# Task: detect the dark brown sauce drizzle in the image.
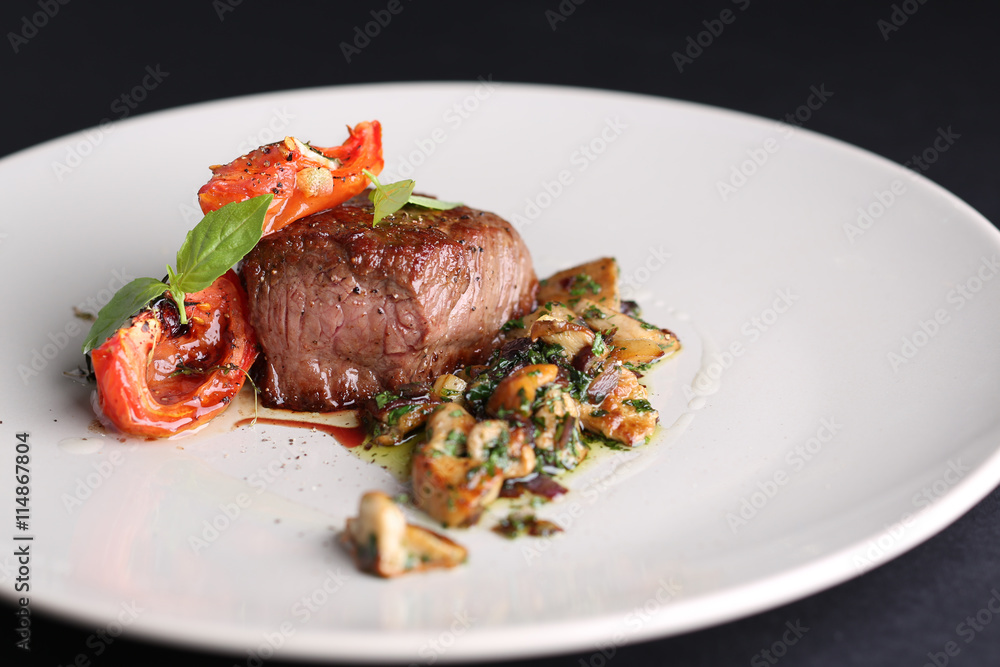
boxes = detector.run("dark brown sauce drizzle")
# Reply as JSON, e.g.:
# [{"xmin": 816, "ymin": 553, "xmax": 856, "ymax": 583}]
[{"xmin": 234, "ymin": 417, "xmax": 367, "ymax": 448}]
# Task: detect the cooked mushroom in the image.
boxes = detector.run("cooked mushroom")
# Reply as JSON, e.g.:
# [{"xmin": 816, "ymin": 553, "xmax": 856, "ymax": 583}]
[
  {"xmin": 529, "ymin": 316, "xmax": 596, "ymax": 358},
  {"xmin": 466, "ymin": 420, "xmax": 536, "ymax": 478},
  {"xmin": 432, "ymin": 373, "xmax": 467, "ymax": 403},
  {"xmin": 486, "ymin": 363, "xmax": 560, "ymax": 419},
  {"xmin": 580, "ymin": 368, "xmax": 658, "ymax": 446},
  {"xmin": 411, "ymin": 404, "xmax": 505, "ymax": 527},
  {"xmin": 532, "ymin": 384, "xmax": 588, "ymax": 470},
  {"xmin": 341, "ymin": 491, "xmax": 467, "ymax": 577},
  {"xmin": 367, "ymin": 397, "xmax": 439, "ymax": 447},
  {"xmin": 537, "ymin": 257, "xmax": 620, "ymax": 311},
  {"xmin": 501, "ymin": 302, "xmax": 579, "ymax": 339},
  {"xmin": 574, "ymin": 299, "xmax": 680, "ymax": 367}
]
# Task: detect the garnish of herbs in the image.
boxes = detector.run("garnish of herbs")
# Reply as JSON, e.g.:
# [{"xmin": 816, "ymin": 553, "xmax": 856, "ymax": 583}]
[
  {"xmin": 82, "ymin": 194, "xmax": 273, "ymax": 353},
  {"xmin": 362, "ymin": 169, "xmax": 462, "ymax": 227}
]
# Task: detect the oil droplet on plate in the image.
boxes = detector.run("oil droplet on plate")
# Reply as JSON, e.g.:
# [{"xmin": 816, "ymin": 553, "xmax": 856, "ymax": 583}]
[{"xmin": 58, "ymin": 437, "xmax": 105, "ymax": 455}]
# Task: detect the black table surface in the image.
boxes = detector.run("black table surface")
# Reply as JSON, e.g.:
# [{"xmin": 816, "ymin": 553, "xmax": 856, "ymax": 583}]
[{"xmin": 3, "ymin": 1, "xmax": 999, "ymax": 665}]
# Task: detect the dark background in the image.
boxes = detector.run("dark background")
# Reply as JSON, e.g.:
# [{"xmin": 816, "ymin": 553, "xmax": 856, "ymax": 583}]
[{"xmin": 3, "ymin": 1, "xmax": 999, "ymax": 665}]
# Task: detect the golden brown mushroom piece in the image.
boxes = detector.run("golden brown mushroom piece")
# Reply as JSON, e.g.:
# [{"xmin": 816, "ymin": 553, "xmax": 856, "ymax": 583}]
[
  {"xmin": 580, "ymin": 367, "xmax": 658, "ymax": 446},
  {"xmin": 537, "ymin": 257, "xmax": 621, "ymax": 311},
  {"xmin": 574, "ymin": 298, "xmax": 680, "ymax": 369},
  {"xmin": 341, "ymin": 491, "xmax": 467, "ymax": 577}
]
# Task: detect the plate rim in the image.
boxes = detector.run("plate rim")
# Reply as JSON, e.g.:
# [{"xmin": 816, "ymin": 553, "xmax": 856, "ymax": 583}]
[{"xmin": 6, "ymin": 80, "xmax": 1000, "ymax": 662}]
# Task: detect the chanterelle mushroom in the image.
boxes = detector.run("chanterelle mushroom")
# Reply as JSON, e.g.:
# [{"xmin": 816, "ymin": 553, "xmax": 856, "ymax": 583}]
[{"xmin": 341, "ymin": 491, "xmax": 467, "ymax": 577}]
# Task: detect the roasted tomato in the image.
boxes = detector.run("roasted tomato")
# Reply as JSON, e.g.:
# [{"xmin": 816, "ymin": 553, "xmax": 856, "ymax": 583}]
[
  {"xmin": 91, "ymin": 270, "xmax": 257, "ymax": 438},
  {"xmin": 197, "ymin": 120, "xmax": 383, "ymax": 236}
]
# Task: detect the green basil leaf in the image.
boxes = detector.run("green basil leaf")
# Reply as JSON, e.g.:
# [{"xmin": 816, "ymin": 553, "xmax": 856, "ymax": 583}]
[
  {"xmin": 406, "ymin": 194, "xmax": 462, "ymax": 210},
  {"xmin": 81, "ymin": 277, "xmax": 169, "ymax": 353},
  {"xmin": 363, "ymin": 170, "xmax": 462, "ymax": 225},
  {"xmin": 173, "ymin": 194, "xmax": 272, "ymax": 293},
  {"xmin": 364, "ymin": 169, "xmax": 415, "ymax": 227}
]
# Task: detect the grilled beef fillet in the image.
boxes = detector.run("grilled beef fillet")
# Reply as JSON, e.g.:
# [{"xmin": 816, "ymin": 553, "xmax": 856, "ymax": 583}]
[{"xmin": 241, "ymin": 194, "xmax": 537, "ymax": 411}]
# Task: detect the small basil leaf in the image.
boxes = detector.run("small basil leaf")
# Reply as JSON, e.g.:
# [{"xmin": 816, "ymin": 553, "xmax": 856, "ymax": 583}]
[
  {"xmin": 174, "ymin": 194, "xmax": 272, "ymax": 293},
  {"xmin": 367, "ymin": 174, "xmax": 415, "ymax": 227},
  {"xmin": 407, "ymin": 194, "xmax": 462, "ymax": 210},
  {"xmin": 81, "ymin": 277, "xmax": 169, "ymax": 353}
]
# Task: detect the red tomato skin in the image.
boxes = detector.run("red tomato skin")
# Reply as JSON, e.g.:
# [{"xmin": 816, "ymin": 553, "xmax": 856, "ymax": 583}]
[
  {"xmin": 197, "ymin": 121, "xmax": 383, "ymax": 236},
  {"xmin": 92, "ymin": 270, "xmax": 258, "ymax": 438}
]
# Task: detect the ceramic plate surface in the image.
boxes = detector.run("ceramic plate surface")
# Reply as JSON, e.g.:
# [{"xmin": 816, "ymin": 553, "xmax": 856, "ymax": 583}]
[{"xmin": 2, "ymin": 82, "xmax": 1000, "ymax": 662}]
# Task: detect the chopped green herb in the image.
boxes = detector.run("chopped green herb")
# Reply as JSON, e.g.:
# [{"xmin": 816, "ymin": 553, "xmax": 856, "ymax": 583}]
[
  {"xmin": 440, "ymin": 429, "xmax": 467, "ymax": 457},
  {"xmin": 385, "ymin": 404, "xmax": 418, "ymax": 425},
  {"xmin": 445, "ymin": 429, "xmax": 467, "ymax": 445},
  {"xmin": 569, "ymin": 274, "xmax": 601, "ymax": 296},
  {"xmin": 591, "ymin": 332, "xmax": 607, "ymax": 356},
  {"xmin": 623, "ymin": 398, "xmax": 654, "ymax": 413},
  {"xmin": 374, "ymin": 391, "xmax": 400, "ymax": 409},
  {"xmin": 501, "ymin": 317, "xmax": 524, "ymax": 333},
  {"xmin": 581, "ymin": 429, "xmax": 630, "ymax": 450},
  {"xmin": 623, "ymin": 361, "xmax": 654, "ymax": 373}
]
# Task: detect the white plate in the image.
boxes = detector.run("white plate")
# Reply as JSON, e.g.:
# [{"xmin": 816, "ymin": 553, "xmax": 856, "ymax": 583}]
[{"xmin": 2, "ymin": 82, "xmax": 1000, "ymax": 663}]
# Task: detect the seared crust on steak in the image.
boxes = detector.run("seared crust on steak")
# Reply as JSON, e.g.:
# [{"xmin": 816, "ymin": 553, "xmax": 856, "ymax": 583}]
[{"xmin": 242, "ymin": 194, "xmax": 537, "ymax": 410}]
